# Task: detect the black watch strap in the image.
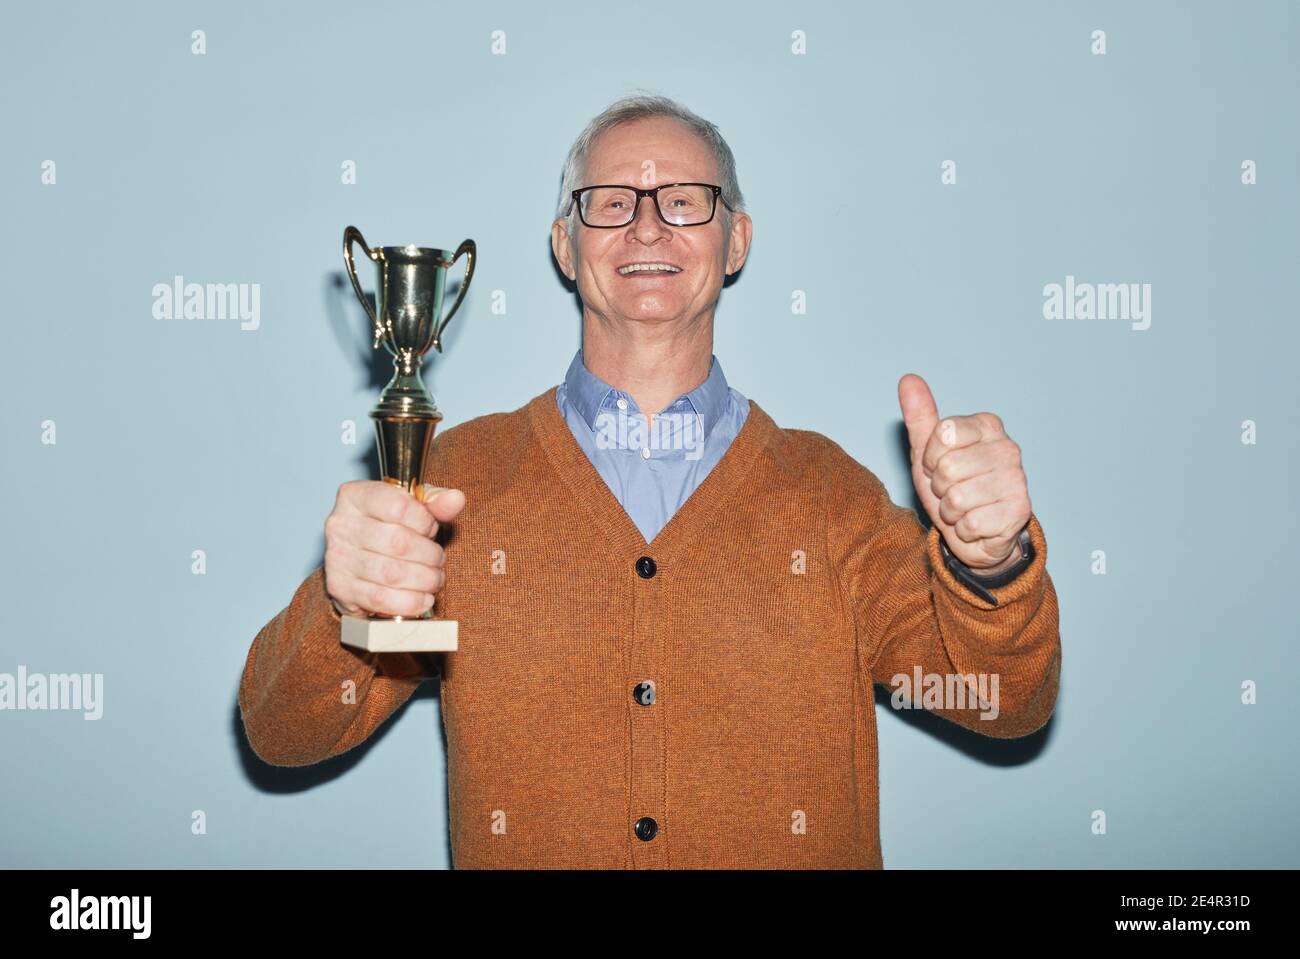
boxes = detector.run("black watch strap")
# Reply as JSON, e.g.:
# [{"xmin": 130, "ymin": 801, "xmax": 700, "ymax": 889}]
[{"xmin": 938, "ymin": 525, "xmax": 1034, "ymax": 607}]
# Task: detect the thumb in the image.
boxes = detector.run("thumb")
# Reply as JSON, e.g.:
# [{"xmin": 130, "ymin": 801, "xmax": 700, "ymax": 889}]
[
  {"xmin": 897, "ymin": 373, "xmax": 940, "ymax": 459},
  {"xmin": 419, "ymin": 484, "xmax": 467, "ymax": 523}
]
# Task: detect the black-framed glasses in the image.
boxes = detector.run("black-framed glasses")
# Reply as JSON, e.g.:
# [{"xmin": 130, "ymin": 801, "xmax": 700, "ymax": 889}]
[{"xmin": 570, "ymin": 182, "xmax": 730, "ymax": 228}]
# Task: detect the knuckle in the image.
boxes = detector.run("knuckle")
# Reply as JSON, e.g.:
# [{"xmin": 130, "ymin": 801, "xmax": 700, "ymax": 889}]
[
  {"xmin": 338, "ymin": 480, "xmax": 366, "ymax": 508},
  {"xmin": 979, "ymin": 411, "xmax": 1004, "ymax": 434},
  {"xmin": 323, "ymin": 542, "xmax": 347, "ymax": 571},
  {"xmin": 387, "ymin": 527, "xmax": 410, "ymax": 558},
  {"xmin": 410, "ymin": 503, "xmax": 434, "ymax": 535},
  {"xmin": 379, "ymin": 558, "xmax": 404, "ymax": 587}
]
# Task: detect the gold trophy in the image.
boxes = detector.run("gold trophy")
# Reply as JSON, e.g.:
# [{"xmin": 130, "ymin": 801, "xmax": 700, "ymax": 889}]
[{"xmin": 339, "ymin": 225, "xmax": 475, "ymax": 653}]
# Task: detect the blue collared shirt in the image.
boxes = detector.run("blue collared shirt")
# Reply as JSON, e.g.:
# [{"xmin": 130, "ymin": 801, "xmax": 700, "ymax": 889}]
[{"xmin": 555, "ymin": 348, "xmax": 750, "ymax": 543}]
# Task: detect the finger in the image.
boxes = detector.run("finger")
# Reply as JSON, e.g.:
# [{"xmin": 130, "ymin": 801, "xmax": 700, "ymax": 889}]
[
  {"xmin": 924, "ymin": 411, "xmax": 1007, "ymax": 473},
  {"xmin": 927, "ymin": 438, "xmax": 1021, "ymax": 498},
  {"xmin": 420, "ymin": 485, "xmax": 467, "ymax": 524},
  {"xmin": 330, "ymin": 513, "xmax": 445, "ymax": 567},
  {"xmin": 936, "ymin": 470, "xmax": 1014, "ymax": 527},
  {"xmin": 356, "ymin": 481, "xmax": 437, "ymax": 536},
  {"xmin": 332, "ymin": 596, "xmax": 365, "ymax": 617},
  {"xmin": 951, "ymin": 497, "xmax": 1024, "ymax": 546},
  {"xmin": 921, "ymin": 415, "xmax": 992, "ymax": 475},
  {"xmin": 348, "ymin": 548, "xmax": 445, "ymax": 595},
  {"xmin": 332, "ymin": 569, "xmax": 435, "ymax": 618},
  {"xmin": 897, "ymin": 373, "xmax": 940, "ymax": 460},
  {"xmin": 323, "ymin": 571, "xmax": 364, "ymax": 617}
]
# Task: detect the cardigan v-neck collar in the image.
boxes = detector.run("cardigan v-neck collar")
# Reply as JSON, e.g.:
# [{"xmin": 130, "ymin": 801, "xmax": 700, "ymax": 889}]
[{"xmin": 526, "ymin": 385, "xmax": 776, "ymax": 565}]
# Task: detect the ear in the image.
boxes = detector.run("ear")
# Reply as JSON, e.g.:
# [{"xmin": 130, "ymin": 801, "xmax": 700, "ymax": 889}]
[
  {"xmin": 724, "ymin": 212, "xmax": 753, "ymax": 276},
  {"xmin": 551, "ymin": 218, "xmax": 577, "ymax": 281}
]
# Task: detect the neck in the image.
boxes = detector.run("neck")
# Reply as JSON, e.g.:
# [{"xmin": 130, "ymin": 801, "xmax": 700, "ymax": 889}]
[{"xmin": 580, "ymin": 311, "xmax": 715, "ymax": 416}]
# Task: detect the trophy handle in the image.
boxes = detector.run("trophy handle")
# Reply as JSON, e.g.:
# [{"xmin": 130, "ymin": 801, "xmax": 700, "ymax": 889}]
[
  {"xmin": 343, "ymin": 226, "xmax": 383, "ymax": 348},
  {"xmin": 431, "ymin": 239, "xmax": 476, "ymax": 354}
]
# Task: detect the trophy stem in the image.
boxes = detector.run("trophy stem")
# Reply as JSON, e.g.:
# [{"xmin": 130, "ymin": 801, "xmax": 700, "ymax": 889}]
[
  {"xmin": 366, "ymin": 364, "xmax": 444, "ymax": 643},
  {"xmin": 375, "ymin": 353, "xmax": 441, "ymax": 418},
  {"xmin": 339, "ymin": 409, "xmax": 458, "ymax": 663},
  {"xmin": 371, "ymin": 410, "xmax": 443, "ymax": 498}
]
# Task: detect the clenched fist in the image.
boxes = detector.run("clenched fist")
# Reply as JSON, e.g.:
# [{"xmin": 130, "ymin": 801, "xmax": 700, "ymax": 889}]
[
  {"xmin": 898, "ymin": 373, "xmax": 1031, "ymax": 574},
  {"xmin": 323, "ymin": 480, "xmax": 467, "ymax": 618}
]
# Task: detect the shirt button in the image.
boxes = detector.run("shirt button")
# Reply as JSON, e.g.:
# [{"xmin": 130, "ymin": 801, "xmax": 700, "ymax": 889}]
[
  {"xmin": 635, "ymin": 556, "xmax": 657, "ymax": 578},
  {"xmin": 633, "ymin": 681, "xmax": 656, "ymax": 706},
  {"xmin": 634, "ymin": 817, "xmax": 658, "ymax": 841},
  {"xmin": 640, "ymin": 446, "xmax": 651, "ymax": 459},
  {"xmin": 616, "ymin": 397, "xmax": 628, "ymax": 411}
]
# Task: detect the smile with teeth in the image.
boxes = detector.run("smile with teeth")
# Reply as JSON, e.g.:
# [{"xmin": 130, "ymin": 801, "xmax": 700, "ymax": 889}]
[{"xmin": 617, "ymin": 263, "xmax": 682, "ymax": 275}]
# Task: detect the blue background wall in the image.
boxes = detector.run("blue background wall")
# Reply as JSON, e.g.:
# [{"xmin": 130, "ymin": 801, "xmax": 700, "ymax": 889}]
[{"xmin": 1, "ymin": 0, "xmax": 1296, "ymax": 867}]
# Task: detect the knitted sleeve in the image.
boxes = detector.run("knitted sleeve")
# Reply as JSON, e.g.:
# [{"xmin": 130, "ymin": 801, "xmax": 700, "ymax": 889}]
[
  {"xmin": 823, "ymin": 439, "xmax": 1062, "ymax": 739},
  {"xmin": 237, "ymin": 565, "xmax": 425, "ymax": 766}
]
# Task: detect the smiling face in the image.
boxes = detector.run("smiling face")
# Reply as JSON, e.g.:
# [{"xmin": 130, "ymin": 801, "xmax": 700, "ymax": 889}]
[{"xmin": 551, "ymin": 116, "xmax": 751, "ymax": 330}]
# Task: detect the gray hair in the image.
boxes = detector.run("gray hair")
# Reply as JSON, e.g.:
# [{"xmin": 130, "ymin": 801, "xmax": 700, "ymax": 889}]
[{"xmin": 555, "ymin": 93, "xmax": 746, "ymax": 238}]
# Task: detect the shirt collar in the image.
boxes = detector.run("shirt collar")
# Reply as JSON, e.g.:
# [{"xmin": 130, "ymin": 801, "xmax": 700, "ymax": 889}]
[{"xmin": 561, "ymin": 348, "xmax": 732, "ymax": 442}]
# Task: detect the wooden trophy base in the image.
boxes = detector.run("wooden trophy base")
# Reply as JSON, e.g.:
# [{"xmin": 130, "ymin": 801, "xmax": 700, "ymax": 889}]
[{"xmin": 340, "ymin": 614, "xmax": 459, "ymax": 653}]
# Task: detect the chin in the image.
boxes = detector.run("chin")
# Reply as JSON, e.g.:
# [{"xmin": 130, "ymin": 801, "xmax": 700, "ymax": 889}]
[{"xmin": 624, "ymin": 302, "xmax": 685, "ymax": 321}]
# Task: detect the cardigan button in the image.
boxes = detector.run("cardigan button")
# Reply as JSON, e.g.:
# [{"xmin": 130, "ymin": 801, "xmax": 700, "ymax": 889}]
[
  {"xmin": 633, "ymin": 681, "xmax": 656, "ymax": 706},
  {"xmin": 635, "ymin": 555, "xmax": 657, "ymax": 578},
  {"xmin": 634, "ymin": 816, "xmax": 658, "ymax": 841}
]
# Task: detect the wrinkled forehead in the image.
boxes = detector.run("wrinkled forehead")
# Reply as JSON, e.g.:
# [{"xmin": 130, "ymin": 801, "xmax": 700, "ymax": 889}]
[{"xmin": 583, "ymin": 117, "xmax": 719, "ymax": 187}]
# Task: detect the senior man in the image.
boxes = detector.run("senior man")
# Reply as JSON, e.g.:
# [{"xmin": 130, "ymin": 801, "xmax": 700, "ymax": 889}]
[{"xmin": 239, "ymin": 94, "xmax": 1061, "ymax": 869}]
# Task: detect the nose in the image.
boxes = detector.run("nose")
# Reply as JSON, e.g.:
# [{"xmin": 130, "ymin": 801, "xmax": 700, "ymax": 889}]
[{"xmin": 628, "ymin": 192, "xmax": 671, "ymax": 240}]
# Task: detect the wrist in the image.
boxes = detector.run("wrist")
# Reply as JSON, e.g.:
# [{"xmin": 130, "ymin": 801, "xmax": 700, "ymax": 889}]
[
  {"xmin": 970, "ymin": 539, "xmax": 1023, "ymax": 576},
  {"xmin": 937, "ymin": 523, "xmax": 1035, "ymax": 606}
]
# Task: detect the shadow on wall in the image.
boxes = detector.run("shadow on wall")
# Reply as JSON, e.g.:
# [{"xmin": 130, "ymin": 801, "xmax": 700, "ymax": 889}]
[
  {"xmin": 872, "ymin": 684, "xmax": 1058, "ymax": 765},
  {"xmin": 230, "ymin": 681, "xmax": 455, "ymax": 865}
]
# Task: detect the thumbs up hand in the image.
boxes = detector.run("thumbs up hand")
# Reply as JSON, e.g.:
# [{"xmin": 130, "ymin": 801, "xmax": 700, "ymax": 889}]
[{"xmin": 897, "ymin": 374, "xmax": 1032, "ymax": 573}]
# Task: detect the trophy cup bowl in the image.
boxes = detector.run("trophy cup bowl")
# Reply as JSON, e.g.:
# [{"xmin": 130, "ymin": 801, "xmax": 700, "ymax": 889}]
[{"xmin": 338, "ymin": 225, "xmax": 476, "ymax": 654}]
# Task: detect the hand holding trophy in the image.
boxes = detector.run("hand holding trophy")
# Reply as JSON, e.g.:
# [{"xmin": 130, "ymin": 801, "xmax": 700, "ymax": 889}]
[{"xmin": 336, "ymin": 225, "xmax": 476, "ymax": 653}]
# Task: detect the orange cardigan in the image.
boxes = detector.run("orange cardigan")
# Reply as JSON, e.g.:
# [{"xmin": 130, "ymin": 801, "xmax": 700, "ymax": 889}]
[{"xmin": 239, "ymin": 387, "xmax": 1061, "ymax": 868}]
